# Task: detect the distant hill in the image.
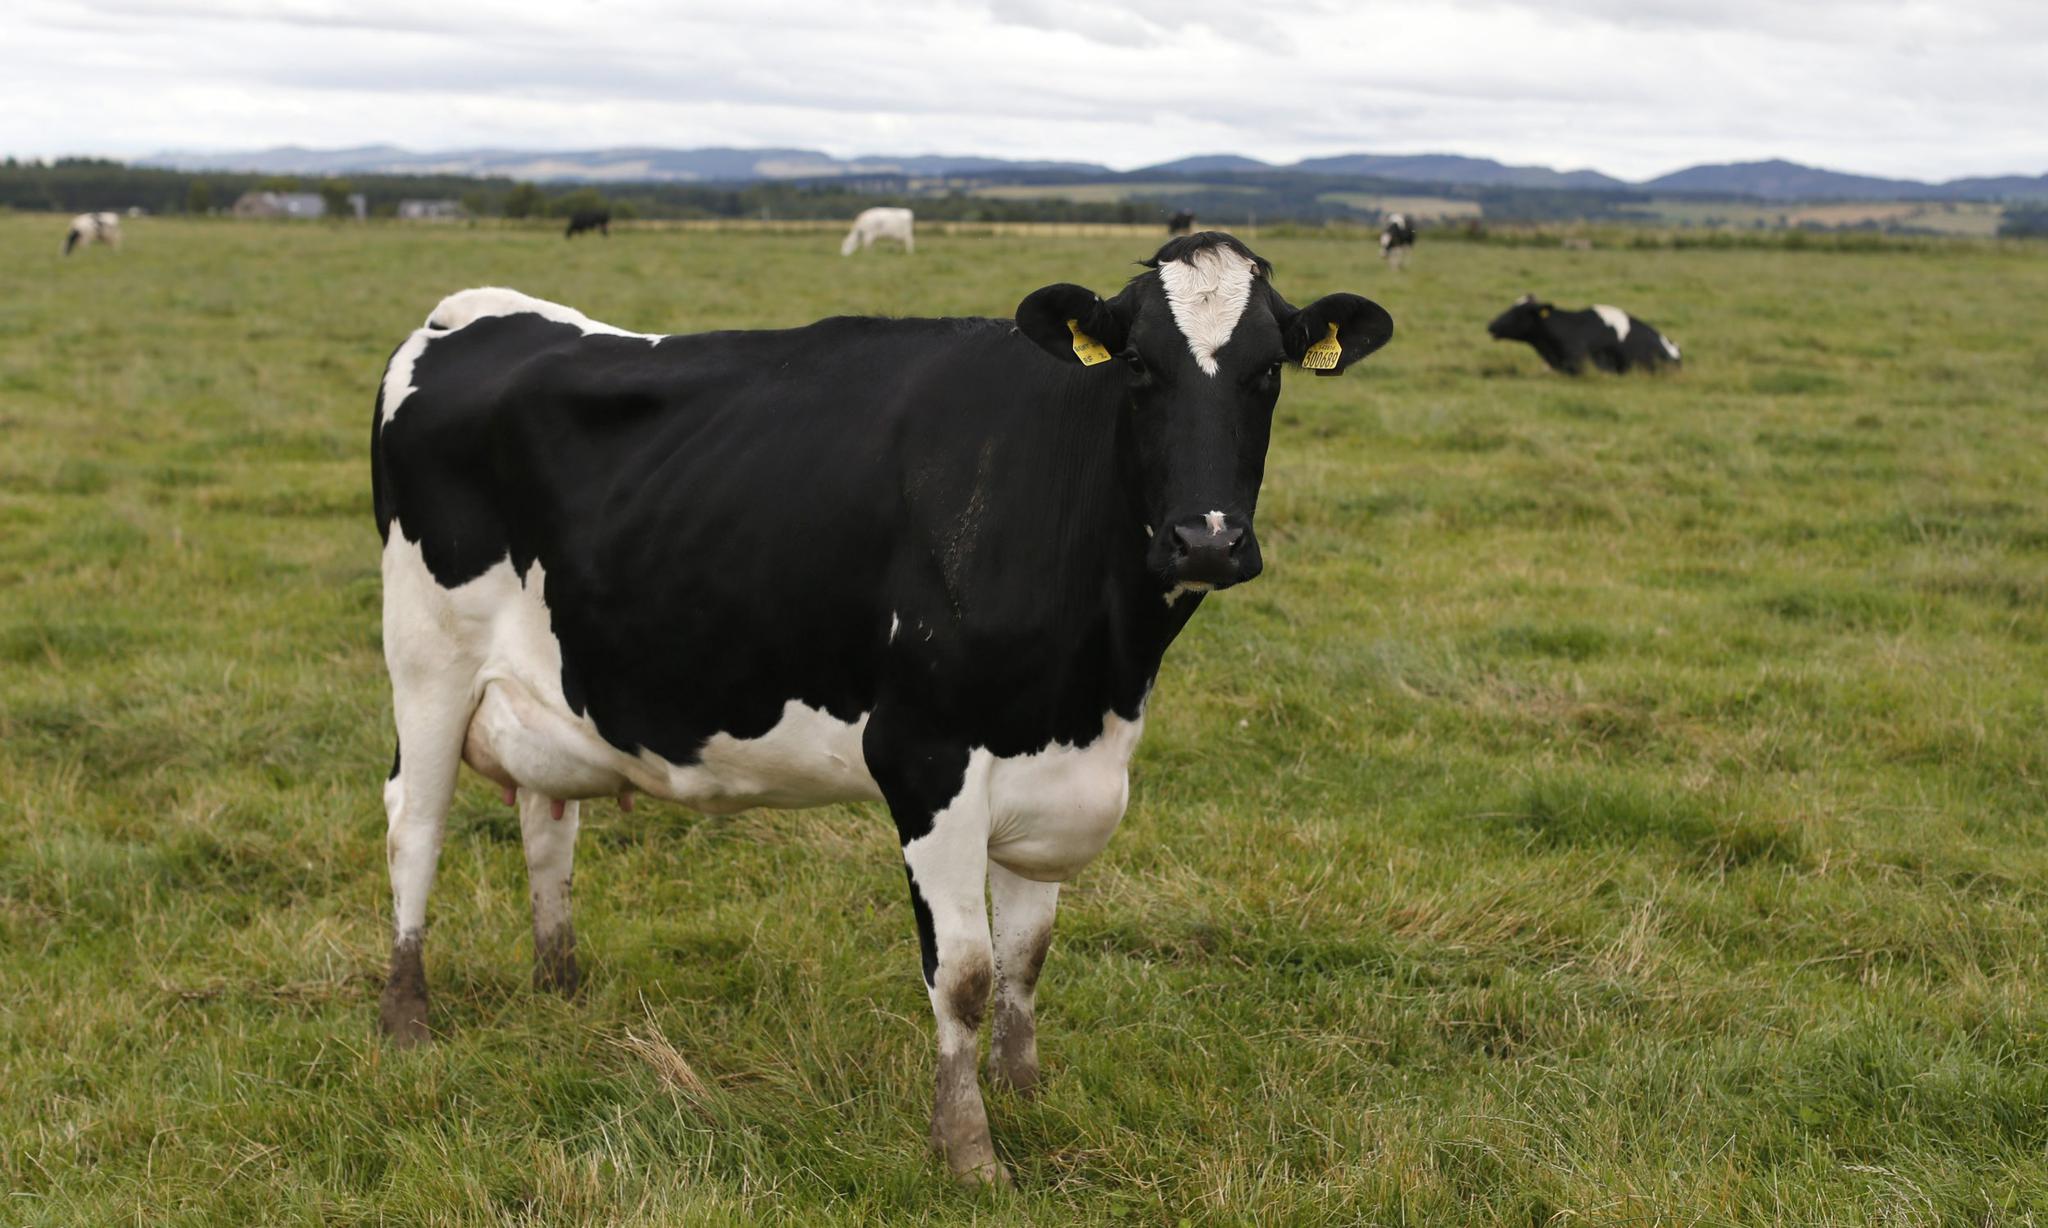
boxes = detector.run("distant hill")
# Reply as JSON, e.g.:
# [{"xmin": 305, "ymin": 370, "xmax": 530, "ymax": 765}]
[
  {"xmin": 1134, "ymin": 154, "xmax": 1276, "ymax": 175},
  {"xmin": 1290, "ymin": 153, "xmax": 1626, "ymax": 190},
  {"xmin": 136, "ymin": 145, "xmax": 2048, "ymax": 202},
  {"xmin": 1639, "ymin": 158, "xmax": 2048, "ymax": 202}
]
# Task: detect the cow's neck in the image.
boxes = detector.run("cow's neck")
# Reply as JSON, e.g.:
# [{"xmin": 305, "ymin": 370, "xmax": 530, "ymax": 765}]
[{"xmin": 1028, "ymin": 379, "xmax": 1203, "ymax": 715}]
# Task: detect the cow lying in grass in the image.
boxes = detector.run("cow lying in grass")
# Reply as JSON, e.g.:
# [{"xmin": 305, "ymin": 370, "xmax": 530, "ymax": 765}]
[{"xmin": 1487, "ymin": 293, "xmax": 1681, "ymax": 374}]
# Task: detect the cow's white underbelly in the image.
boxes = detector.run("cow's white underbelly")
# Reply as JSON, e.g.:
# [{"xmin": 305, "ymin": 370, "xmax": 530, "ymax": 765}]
[{"xmin": 387, "ymin": 533, "xmax": 1142, "ymax": 874}]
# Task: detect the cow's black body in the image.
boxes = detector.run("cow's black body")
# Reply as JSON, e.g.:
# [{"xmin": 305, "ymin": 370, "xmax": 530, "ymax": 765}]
[
  {"xmin": 375, "ymin": 313, "xmax": 1183, "ymax": 781},
  {"xmin": 564, "ymin": 209, "xmax": 610, "ymax": 238},
  {"xmin": 1166, "ymin": 209, "xmax": 1197, "ymax": 235},
  {"xmin": 1487, "ymin": 295, "xmax": 1681, "ymax": 375}
]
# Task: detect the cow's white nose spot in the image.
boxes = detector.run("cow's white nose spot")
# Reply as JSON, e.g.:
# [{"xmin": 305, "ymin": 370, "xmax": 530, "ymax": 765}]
[{"xmin": 1204, "ymin": 510, "xmax": 1227, "ymax": 536}]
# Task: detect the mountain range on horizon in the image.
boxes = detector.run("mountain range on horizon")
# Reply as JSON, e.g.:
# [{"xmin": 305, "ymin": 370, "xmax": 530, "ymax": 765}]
[{"xmin": 135, "ymin": 145, "xmax": 2048, "ymax": 203}]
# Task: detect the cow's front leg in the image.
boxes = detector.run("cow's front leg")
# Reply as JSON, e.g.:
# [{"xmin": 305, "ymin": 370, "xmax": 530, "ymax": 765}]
[
  {"xmin": 987, "ymin": 862, "xmax": 1059, "ymax": 1096},
  {"xmin": 871, "ymin": 733, "xmax": 1006, "ymax": 1186},
  {"xmin": 519, "ymin": 791, "xmax": 581, "ymax": 995}
]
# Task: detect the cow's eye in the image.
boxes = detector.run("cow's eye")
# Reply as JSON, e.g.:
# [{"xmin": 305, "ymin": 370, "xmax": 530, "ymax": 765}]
[{"xmin": 1121, "ymin": 349, "xmax": 1147, "ymax": 373}]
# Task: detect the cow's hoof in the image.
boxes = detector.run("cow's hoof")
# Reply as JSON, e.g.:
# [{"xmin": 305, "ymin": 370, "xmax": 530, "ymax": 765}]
[
  {"xmin": 379, "ymin": 990, "xmax": 430, "ymax": 1048},
  {"xmin": 533, "ymin": 956, "xmax": 581, "ymax": 997},
  {"xmin": 987, "ymin": 1054, "xmax": 1039, "ymax": 1098},
  {"xmin": 381, "ymin": 934, "xmax": 430, "ymax": 1046},
  {"xmin": 533, "ymin": 928, "xmax": 580, "ymax": 997},
  {"xmin": 931, "ymin": 1124, "xmax": 1008, "ymax": 1187},
  {"xmin": 952, "ymin": 1157, "xmax": 1012, "ymax": 1188},
  {"xmin": 942, "ymin": 1154, "xmax": 1007, "ymax": 1187}
]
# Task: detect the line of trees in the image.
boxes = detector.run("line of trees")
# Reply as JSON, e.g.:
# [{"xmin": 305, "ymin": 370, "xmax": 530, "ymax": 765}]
[{"xmin": 0, "ymin": 158, "xmax": 1172, "ymax": 224}]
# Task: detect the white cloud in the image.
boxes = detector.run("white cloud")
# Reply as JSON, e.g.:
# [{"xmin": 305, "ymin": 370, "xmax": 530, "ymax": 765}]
[{"xmin": 2, "ymin": 0, "xmax": 2042, "ymax": 181}]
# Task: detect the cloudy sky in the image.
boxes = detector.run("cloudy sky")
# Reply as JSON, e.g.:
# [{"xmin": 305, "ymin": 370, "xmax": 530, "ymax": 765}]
[{"xmin": 6, "ymin": 0, "xmax": 2043, "ymax": 181}]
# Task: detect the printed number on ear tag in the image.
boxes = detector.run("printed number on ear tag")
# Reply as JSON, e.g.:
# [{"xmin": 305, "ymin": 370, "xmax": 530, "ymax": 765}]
[
  {"xmin": 1301, "ymin": 321, "xmax": 1343, "ymax": 371},
  {"xmin": 1067, "ymin": 319, "xmax": 1112, "ymax": 366}
]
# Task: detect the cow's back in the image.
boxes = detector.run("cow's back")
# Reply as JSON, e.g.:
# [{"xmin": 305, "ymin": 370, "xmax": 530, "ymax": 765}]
[{"xmin": 373, "ymin": 292, "xmax": 1124, "ymax": 764}]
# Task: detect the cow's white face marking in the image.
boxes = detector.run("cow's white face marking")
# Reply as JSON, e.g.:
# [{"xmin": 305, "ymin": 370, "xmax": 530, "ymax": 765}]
[
  {"xmin": 1661, "ymin": 335, "xmax": 1682, "ymax": 360},
  {"xmin": 1593, "ymin": 304, "xmax": 1632, "ymax": 341},
  {"xmin": 1203, "ymin": 509, "xmax": 1227, "ymax": 536},
  {"xmin": 1158, "ymin": 245, "xmax": 1257, "ymax": 377},
  {"xmin": 380, "ymin": 287, "xmax": 663, "ymax": 427}
]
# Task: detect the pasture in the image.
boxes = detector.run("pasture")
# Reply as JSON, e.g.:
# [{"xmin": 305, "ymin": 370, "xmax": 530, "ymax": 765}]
[{"xmin": 4, "ymin": 214, "xmax": 2048, "ymax": 1225}]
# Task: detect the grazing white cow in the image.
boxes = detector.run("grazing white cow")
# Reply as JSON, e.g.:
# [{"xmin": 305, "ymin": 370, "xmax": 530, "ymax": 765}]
[
  {"xmin": 63, "ymin": 212, "xmax": 122, "ymax": 256},
  {"xmin": 841, "ymin": 206, "xmax": 915, "ymax": 255}
]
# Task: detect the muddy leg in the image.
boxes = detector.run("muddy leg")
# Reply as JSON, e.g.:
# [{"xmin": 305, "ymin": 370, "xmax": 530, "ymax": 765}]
[
  {"xmin": 519, "ymin": 791, "xmax": 581, "ymax": 995},
  {"xmin": 871, "ymin": 726, "xmax": 1008, "ymax": 1186},
  {"xmin": 987, "ymin": 862, "xmax": 1059, "ymax": 1096},
  {"xmin": 379, "ymin": 699, "xmax": 464, "ymax": 1045}
]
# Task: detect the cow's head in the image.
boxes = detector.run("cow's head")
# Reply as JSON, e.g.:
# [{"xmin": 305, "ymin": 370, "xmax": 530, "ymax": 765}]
[
  {"xmin": 1016, "ymin": 232, "xmax": 1393, "ymax": 594},
  {"xmin": 1487, "ymin": 293, "xmax": 1550, "ymax": 343}
]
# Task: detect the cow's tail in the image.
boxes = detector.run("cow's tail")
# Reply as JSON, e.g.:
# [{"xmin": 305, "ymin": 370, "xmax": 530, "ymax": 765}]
[{"xmin": 62, "ymin": 228, "xmax": 79, "ymax": 256}]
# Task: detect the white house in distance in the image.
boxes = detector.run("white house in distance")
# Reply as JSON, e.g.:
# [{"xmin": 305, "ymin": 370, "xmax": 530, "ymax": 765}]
[
  {"xmin": 230, "ymin": 191, "xmax": 369, "ymax": 220},
  {"xmin": 397, "ymin": 199, "xmax": 465, "ymax": 221}
]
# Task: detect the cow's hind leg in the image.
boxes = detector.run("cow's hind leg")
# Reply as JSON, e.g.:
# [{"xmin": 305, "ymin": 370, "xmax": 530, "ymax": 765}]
[
  {"xmin": 987, "ymin": 863, "xmax": 1058, "ymax": 1095},
  {"xmin": 379, "ymin": 675, "xmax": 471, "ymax": 1047},
  {"xmin": 871, "ymin": 729, "xmax": 1007, "ymax": 1185},
  {"xmin": 519, "ymin": 790, "xmax": 582, "ymax": 994}
]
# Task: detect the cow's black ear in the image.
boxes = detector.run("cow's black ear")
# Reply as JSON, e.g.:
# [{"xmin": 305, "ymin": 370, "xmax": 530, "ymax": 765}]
[
  {"xmin": 1017, "ymin": 284, "xmax": 1127, "ymax": 367},
  {"xmin": 1282, "ymin": 293, "xmax": 1395, "ymax": 377}
]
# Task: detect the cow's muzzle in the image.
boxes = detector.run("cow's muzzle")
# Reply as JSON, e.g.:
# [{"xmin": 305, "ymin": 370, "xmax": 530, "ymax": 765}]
[{"xmin": 1160, "ymin": 514, "xmax": 1261, "ymax": 591}]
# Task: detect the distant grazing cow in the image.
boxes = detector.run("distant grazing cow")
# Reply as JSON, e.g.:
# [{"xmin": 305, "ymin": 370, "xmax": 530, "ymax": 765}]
[
  {"xmin": 1379, "ymin": 213, "xmax": 1415, "ymax": 270},
  {"xmin": 564, "ymin": 209, "xmax": 610, "ymax": 239},
  {"xmin": 369, "ymin": 232, "xmax": 1393, "ymax": 1183},
  {"xmin": 1167, "ymin": 209, "xmax": 1197, "ymax": 235},
  {"xmin": 63, "ymin": 212, "xmax": 121, "ymax": 256},
  {"xmin": 840, "ymin": 206, "xmax": 914, "ymax": 255},
  {"xmin": 1487, "ymin": 294, "xmax": 1681, "ymax": 375}
]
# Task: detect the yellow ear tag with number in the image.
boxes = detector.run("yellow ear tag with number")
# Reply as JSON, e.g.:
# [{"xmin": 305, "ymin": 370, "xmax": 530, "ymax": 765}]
[
  {"xmin": 1539, "ymin": 307, "xmax": 1551, "ymax": 318},
  {"xmin": 1301, "ymin": 321, "xmax": 1343, "ymax": 371},
  {"xmin": 1066, "ymin": 319, "xmax": 1112, "ymax": 366}
]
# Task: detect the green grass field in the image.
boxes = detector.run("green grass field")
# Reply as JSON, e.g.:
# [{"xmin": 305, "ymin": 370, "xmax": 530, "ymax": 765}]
[{"xmin": 5, "ymin": 215, "xmax": 2048, "ymax": 1225}]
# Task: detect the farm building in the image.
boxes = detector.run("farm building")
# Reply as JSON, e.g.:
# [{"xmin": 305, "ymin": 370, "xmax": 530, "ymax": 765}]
[
  {"xmin": 397, "ymin": 199, "xmax": 465, "ymax": 221},
  {"xmin": 231, "ymin": 191, "xmax": 327, "ymax": 219}
]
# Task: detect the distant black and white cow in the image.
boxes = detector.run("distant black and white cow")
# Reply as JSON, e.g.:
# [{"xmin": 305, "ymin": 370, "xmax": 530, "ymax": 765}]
[
  {"xmin": 1379, "ymin": 213, "xmax": 1415, "ymax": 270},
  {"xmin": 1167, "ymin": 209, "xmax": 1197, "ymax": 235},
  {"xmin": 840, "ymin": 206, "xmax": 914, "ymax": 255},
  {"xmin": 63, "ymin": 212, "xmax": 121, "ymax": 256},
  {"xmin": 370, "ymin": 232, "xmax": 1393, "ymax": 1183},
  {"xmin": 1486, "ymin": 294, "xmax": 1681, "ymax": 374},
  {"xmin": 564, "ymin": 209, "xmax": 610, "ymax": 238}
]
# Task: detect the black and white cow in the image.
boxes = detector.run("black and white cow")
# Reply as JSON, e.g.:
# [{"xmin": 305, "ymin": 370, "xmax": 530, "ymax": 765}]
[
  {"xmin": 63, "ymin": 212, "xmax": 122, "ymax": 255},
  {"xmin": 370, "ymin": 232, "xmax": 1392, "ymax": 1183},
  {"xmin": 564, "ymin": 209, "xmax": 610, "ymax": 238},
  {"xmin": 1167, "ymin": 209, "xmax": 1197, "ymax": 235},
  {"xmin": 1486, "ymin": 294, "xmax": 1681, "ymax": 375},
  {"xmin": 1379, "ymin": 213, "xmax": 1415, "ymax": 270}
]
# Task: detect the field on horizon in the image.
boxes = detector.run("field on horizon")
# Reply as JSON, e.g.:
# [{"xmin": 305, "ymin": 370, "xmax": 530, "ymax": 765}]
[{"xmin": 5, "ymin": 215, "xmax": 2048, "ymax": 1225}]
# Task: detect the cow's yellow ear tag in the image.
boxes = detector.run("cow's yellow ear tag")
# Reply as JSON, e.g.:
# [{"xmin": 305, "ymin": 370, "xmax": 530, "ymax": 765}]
[
  {"xmin": 1301, "ymin": 321, "xmax": 1343, "ymax": 371},
  {"xmin": 1067, "ymin": 319, "xmax": 1112, "ymax": 366},
  {"xmin": 1539, "ymin": 307, "xmax": 1551, "ymax": 318}
]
